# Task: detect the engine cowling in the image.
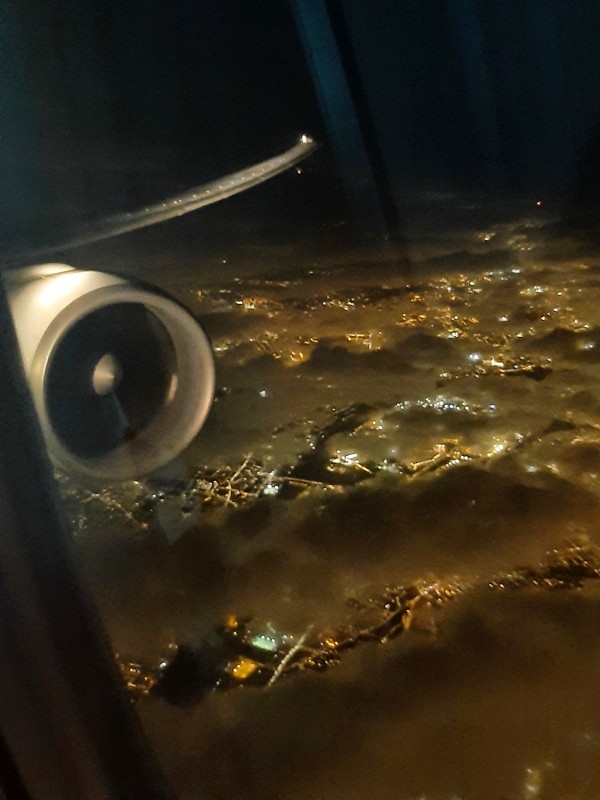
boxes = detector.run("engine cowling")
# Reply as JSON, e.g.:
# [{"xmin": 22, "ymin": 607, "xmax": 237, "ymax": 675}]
[{"xmin": 6, "ymin": 264, "xmax": 215, "ymax": 481}]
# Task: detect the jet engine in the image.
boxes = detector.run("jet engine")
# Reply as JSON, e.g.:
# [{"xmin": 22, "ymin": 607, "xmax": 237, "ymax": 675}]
[
  {"xmin": 5, "ymin": 264, "xmax": 215, "ymax": 481},
  {"xmin": 1, "ymin": 137, "xmax": 318, "ymax": 481}
]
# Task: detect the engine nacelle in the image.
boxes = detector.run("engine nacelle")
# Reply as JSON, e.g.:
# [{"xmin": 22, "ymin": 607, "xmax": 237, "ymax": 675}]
[{"xmin": 5, "ymin": 264, "xmax": 215, "ymax": 481}]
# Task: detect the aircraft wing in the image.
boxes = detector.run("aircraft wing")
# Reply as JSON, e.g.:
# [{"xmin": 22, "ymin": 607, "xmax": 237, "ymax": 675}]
[{"xmin": 14, "ymin": 135, "xmax": 318, "ymax": 261}]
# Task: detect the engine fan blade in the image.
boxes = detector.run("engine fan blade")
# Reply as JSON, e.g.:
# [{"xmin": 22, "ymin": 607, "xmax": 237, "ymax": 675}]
[{"xmin": 45, "ymin": 303, "xmax": 178, "ymax": 460}]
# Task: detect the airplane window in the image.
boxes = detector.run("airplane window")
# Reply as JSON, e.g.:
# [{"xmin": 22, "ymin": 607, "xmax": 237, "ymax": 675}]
[{"xmin": 3, "ymin": 1, "xmax": 600, "ymax": 798}]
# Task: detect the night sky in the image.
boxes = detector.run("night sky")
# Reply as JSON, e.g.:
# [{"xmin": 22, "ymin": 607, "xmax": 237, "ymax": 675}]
[{"xmin": 2, "ymin": 1, "xmax": 600, "ymax": 251}]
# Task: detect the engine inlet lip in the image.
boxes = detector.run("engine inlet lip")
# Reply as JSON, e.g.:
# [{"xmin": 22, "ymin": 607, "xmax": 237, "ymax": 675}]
[{"xmin": 30, "ymin": 282, "xmax": 215, "ymax": 481}]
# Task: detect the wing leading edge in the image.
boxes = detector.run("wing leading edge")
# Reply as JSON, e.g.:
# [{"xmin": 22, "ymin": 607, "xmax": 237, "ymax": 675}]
[{"xmin": 13, "ymin": 135, "xmax": 318, "ymax": 261}]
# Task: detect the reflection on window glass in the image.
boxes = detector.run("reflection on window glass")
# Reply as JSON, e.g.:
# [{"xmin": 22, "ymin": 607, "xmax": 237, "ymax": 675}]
[{"xmin": 4, "ymin": 1, "xmax": 600, "ymax": 798}]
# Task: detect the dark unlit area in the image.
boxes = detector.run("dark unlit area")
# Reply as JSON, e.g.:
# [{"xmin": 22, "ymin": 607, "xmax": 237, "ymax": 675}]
[{"xmin": 139, "ymin": 587, "xmax": 600, "ymax": 800}]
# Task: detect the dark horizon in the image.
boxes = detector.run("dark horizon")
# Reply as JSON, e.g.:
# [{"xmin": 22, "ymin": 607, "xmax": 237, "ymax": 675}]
[{"xmin": 2, "ymin": 0, "xmax": 600, "ymax": 258}]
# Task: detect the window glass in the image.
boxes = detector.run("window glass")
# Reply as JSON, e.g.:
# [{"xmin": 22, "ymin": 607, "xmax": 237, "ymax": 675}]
[{"xmin": 4, "ymin": 2, "xmax": 600, "ymax": 798}]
